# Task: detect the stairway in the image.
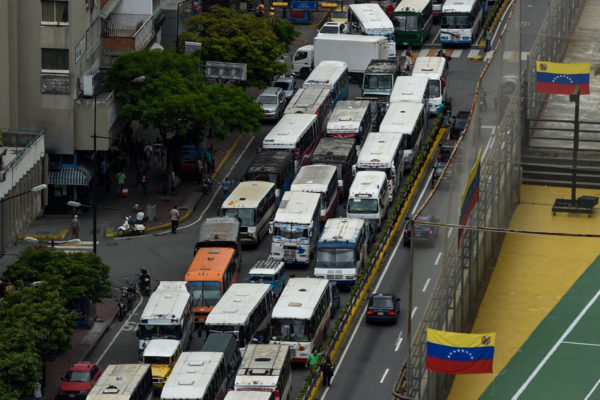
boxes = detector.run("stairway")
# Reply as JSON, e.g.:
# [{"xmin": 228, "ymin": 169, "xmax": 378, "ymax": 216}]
[{"xmin": 521, "ymin": 148, "xmax": 600, "ymax": 189}]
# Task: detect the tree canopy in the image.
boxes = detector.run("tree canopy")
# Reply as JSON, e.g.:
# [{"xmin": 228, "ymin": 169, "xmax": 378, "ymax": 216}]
[{"xmin": 180, "ymin": 6, "xmax": 299, "ymax": 88}]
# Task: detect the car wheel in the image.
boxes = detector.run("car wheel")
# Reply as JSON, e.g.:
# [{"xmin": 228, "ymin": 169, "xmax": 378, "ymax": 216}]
[{"xmin": 118, "ymin": 229, "xmax": 124, "ymax": 237}]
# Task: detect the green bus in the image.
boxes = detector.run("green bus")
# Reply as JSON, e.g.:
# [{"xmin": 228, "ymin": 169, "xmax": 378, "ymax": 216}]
[{"xmin": 393, "ymin": 0, "xmax": 433, "ymax": 47}]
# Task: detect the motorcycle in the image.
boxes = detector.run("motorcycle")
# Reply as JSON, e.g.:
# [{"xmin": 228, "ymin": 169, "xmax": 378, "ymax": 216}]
[
  {"xmin": 117, "ymin": 216, "xmax": 145, "ymax": 236},
  {"xmin": 117, "ymin": 279, "xmax": 138, "ymax": 321},
  {"xmin": 138, "ymin": 270, "xmax": 152, "ymax": 297},
  {"xmin": 202, "ymin": 176, "xmax": 213, "ymax": 194}
]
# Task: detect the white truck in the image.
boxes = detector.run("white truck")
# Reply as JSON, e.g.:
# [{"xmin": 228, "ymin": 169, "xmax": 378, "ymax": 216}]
[{"xmin": 292, "ymin": 34, "xmax": 388, "ymax": 80}]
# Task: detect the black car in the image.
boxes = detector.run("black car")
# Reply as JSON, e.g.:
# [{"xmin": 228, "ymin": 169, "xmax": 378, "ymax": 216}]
[
  {"xmin": 366, "ymin": 293, "xmax": 400, "ymax": 324},
  {"xmin": 449, "ymin": 111, "xmax": 469, "ymax": 139},
  {"xmin": 403, "ymin": 214, "xmax": 439, "ymax": 247},
  {"xmin": 431, "ymin": 160, "xmax": 452, "ymax": 189},
  {"xmin": 437, "ymin": 139, "xmax": 457, "ymax": 163}
]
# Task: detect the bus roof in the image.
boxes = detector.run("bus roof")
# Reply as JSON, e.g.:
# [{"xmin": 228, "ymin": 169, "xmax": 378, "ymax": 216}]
[
  {"xmin": 349, "ymin": 170, "xmax": 387, "ymax": 198},
  {"xmin": 221, "ymin": 181, "xmax": 275, "ymax": 209},
  {"xmin": 311, "ymin": 137, "xmax": 356, "ymax": 163},
  {"xmin": 348, "ymin": 3, "xmax": 394, "ymax": 34},
  {"xmin": 284, "ymin": 88, "xmax": 331, "ymax": 116},
  {"xmin": 272, "ymin": 278, "xmax": 329, "ymax": 320},
  {"xmin": 319, "ymin": 218, "xmax": 365, "ymax": 243},
  {"xmin": 390, "ymin": 75, "xmax": 429, "ymax": 103},
  {"xmin": 225, "ymin": 392, "xmax": 273, "ymax": 400},
  {"xmin": 357, "ymin": 132, "xmax": 402, "ymax": 166},
  {"xmin": 140, "ymin": 282, "xmax": 190, "ymax": 325},
  {"xmin": 161, "ymin": 352, "xmax": 225, "ymax": 400},
  {"xmin": 273, "ymin": 191, "xmax": 321, "ymax": 225},
  {"xmin": 379, "ymin": 102, "xmax": 425, "ymax": 135},
  {"xmin": 197, "ymin": 217, "xmax": 240, "ymax": 246},
  {"xmin": 185, "ymin": 248, "xmax": 236, "ymax": 282},
  {"xmin": 290, "ymin": 165, "xmax": 337, "ymax": 194},
  {"xmin": 205, "ymin": 283, "xmax": 271, "ymax": 326},
  {"xmin": 249, "ymin": 257, "xmax": 285, "ymax": 276},
  {"xmin": 143, "ymin": 338, "xmax": 180, "ymax": 358},
  {"xmin": 87, "ymin": 364, "xmax": 151, "ymax": 400},
  {"xmin": 327, "ymin": 100, "xmax": 371, "ymax": 133},
  {"xmin": 412, "ymin": 56, "xmax": 446, "ymax": 79},
  {"xmin": 202, "ymin": 333, "xmax": 238, "ymax": 355},
  {"xmin": 442, "ymin": 0, "xmax": 478, "ymax": 13},
  {"xmin": 236, "ymin": 344, "xmax": 290, "ymax": 388},
  {"xmin": 394, "ymin": 0, "xmax": 431, "ymax": 14},
  {"xmin": 263, "ymin": 114, "xmax": 318, "ymax": 149},
  {"xmin": 304, "ymin": 60, "xmax": 348, "ymax": 89},
  {"xmin": 245, "ymin": 150, "xmax": 294, "ymax": 175}
]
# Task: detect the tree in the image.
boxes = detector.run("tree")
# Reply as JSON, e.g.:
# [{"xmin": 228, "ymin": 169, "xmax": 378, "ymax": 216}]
[
  {"xmin": 0, "ymin": 325, "xmax": 41, "ymax": 399},
  {"xmin": 180, "ymin": 6, "xmax": 299, "ymax": 88},
  {"xmin": 107, "ymin": 49, "xmax": 262, "ymax": 194}
]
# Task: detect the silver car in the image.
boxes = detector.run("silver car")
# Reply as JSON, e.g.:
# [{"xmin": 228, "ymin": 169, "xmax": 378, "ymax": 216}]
[
  {"xmin": 273, "ymin": 75, "xmax": 296, "ymax": 103},
  {"xmin": 256, "ymin": 87, "xmax": 286, "ymax": 121}
]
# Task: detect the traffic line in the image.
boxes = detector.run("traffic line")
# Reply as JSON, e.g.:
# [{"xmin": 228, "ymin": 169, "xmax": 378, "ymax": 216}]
[
  {"xmin": 411, "ymin": 307, "xmax": 418, "ymax": 319},
  {"xmin": 435, "ymin": 252, "xmax": 442, "ymax": 266},
  {"xmin": 380, "ymin": 368, "xmax": 389, "ymax": 383},
  {"xmin": 452, "ymin": 49, "xmax": 463, "ymax": 58},
  {"xmin": 467, "ymin": 49, "xmax": 481, "ymax": 59},
  {"xmin": 422, "ymin": 278, "xmax": 431, "ymax": 292},
  {"xmin": 395, "ymin": 331, "xmax": 403, "ymax": 352},
  {"xmin": 584, "ymin": 377, "xmax": 600, "ymax": 400}
]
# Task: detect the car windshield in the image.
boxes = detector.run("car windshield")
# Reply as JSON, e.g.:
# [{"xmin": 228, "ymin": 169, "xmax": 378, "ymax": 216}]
[
  {"xmin": 65, "ymin": 370, "xmax": 91, "ymax": 382},
  {"xmin": 271, "ymin": 318, "xmax": 310, "ymax": 342},
  {"xmin": 454, "ymin": 118, "xmax": 467, "ymax": 129},
  {"xmin": 274, "ymin": 81, "xmax": 292, "ymax": 91},
  {"xmin": 222, "ymin": 208, "xmax": 256, "ymax": 226},
  {"xmin": 363, "ymin": 74, "xmax": 393, "ymax": 90},
  {"xmin": 189, "ymin": 281, "xmax": 221, "ymax": 307},
  {"xmin": 258, "ymin": 94, "xmax": 277, "ymax": 104},
  {"xmin": 428, "ymin": 80, "xmax": 441, "ymax": 97},
  {"xmin": 143, "ymin": 356, "xmax": 172, "ymax": 365},
  {"xmin": 139, "ymin": 324, "xmax": 182, "ymax": 339},
  {"xmin": 316, "ymin": 248, "xmax": 355, "ymax": 266},
  {"xmin": 320, "ymin": 25, "xmax": 339, "ymax": 33},
  {"xmin": 371, "ymin": 297, "xmax": 394, "ymax": 308},
  {"xmin": 395, "ymin": 15, "xmax": 419, "ymax": 31},
  {"xmin": 348, "ymin": 198, "xmax": 378, "ymax": 214}
]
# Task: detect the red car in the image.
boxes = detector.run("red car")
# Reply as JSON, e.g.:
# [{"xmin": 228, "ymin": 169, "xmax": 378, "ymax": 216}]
[{"xmin": 57, "ymin": 362, "xmax": 102, "ymax": 400}]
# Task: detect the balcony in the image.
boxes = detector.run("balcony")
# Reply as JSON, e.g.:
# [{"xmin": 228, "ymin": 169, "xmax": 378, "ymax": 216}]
[{"xmin": 102, "ymin": 13, "xmax": 155, "ymax": 54}]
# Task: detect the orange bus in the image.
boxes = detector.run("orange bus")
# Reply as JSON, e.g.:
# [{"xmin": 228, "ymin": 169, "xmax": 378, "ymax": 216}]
[{"xmin": 185, "ymin": 247, "xmax": 239, "ymax": 326}]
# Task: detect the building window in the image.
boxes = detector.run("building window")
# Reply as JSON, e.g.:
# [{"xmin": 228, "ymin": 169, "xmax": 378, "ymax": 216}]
[
  {"xmin": 42, "ymin": 48, "xmax": 69, "ymax": 71},
  {"xmin": 41, "ymin": 1, "xmax": 68, "ymax": 24}
]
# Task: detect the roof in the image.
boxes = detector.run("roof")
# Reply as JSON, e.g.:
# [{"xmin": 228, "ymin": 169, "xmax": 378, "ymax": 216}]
[
  {"xmin": 311, "ymin": 137, "xmax": 356, "ymax": 162},
  {"xmin": 185, "ymin": 248, "xmax": 236, "ymax": 281},
  {"xmin": 225, "ymin": 392, "xmax": 273, "ymax": 400},
  {"xmin": 348, "ymin": 3, "xmax": 394, "ymax": 34},
  {"xmin": 197, "ymin": 217, "xmax": 240, "ymax": 244},
  {"xmin": 442, "ymin": 0, "xmax": 479, "ymax": 13},
  {"xmin": 273, "ymin": 191, "xmax": 321, "ymax": 225},
  {"xmin": 245, "ymin": 150, "xmax": 294, "ymax": 176},
  {"xmin": 314, "ymin": 33, "xmax": 387, "ymax": 44},
  {"xmin": 285, "ymin": 88, "xmax": 331, "ymax": 115},
  {"xmin": 390, "ymin": 76, "xmax": 429, "ymax": 104},
  {"xmin": 290, "ymin": 165, "xmax": 337, "ymax": 194},
  {"xmin": 249, "ymin": 257, "xmax": 285, "ymax": 275},
  {"xmin": 205, "ymin": 283, "xmax": 271, "ymax": 326},
  {"xmin": 143, "ymin": 339, "xmax": 180, "ymax": 358},
  {"xmin": 327, "ymin": 100, "xmax": 371, "ymax": 133},
  {"xmin": 357, "ymin": 132, "xmax": 402, "ymax": 165},
  {"xmin": 263, "ymin": 114, "xmax": 318, "ymax": 149},
  {"xmin": 271, "ymin": 278, "xmax": 329, "ymax": 319},
  {"xmin": 161, "ymin": 352, "xmax": 225, "ymax": 400},
  {"xmin": 394, "ymin": 0, "xmax": 431, "ymax": 14},
  {"xmin": 304, "ymin": 60, "xmax": 348, "ymax": 89},
  {"xmin": 349, "ymin": 170, "xmax": 387, "ymax": 196},
  {"xmin": 258, "ymin": 87, "xmax": 282, "ymax": 97},
  {"xmin": 87, "ymin": 364, "xmax": 151, "ymax": 399},
  {"xmin": 412, "ymin": 57, "xmax": 447, "ymax": 78},
  {"xmin": 140, "ymin": 281, "xmax": 190, "ymax": 324},
  {"xmin": 319, "ymin": 218, "xmax": 365, "ymax": 242},
  {"xmin": 236, "ymin": 344, "xmax": 290, "ymax": 385},
  {"xmin": 69, "ymin": 362, "xmax": 96, "ymax": 371},
  {"xmin": 365, "ymin": 59, "xmax": 399, "ymax": 74},
  {"xmin": 221, "ymin": 181, "xmax": 275, "ymax": 209},
  {"xmin": 379, "ymin": 102, "xmax": 425, "ymax": 135}
]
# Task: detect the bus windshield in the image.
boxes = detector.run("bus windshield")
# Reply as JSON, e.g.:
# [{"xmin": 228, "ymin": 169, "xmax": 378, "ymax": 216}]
[
  {"xmin": 189, "ymin": 281, "xmax": 221, "ymax": 307},
  {"xmin": 395, "ymin": 15, "xmax": 419, "ymax": 31},
  {"xmin": 143, "ymin": 356, "xmax": 172, "ymax": 365},
  {"xmin": 316, "ymin": 248, "xmax": 355, "ymax": 266},
  {"xmin": 441, "ymin": 14, "xmax": 470, "ymax": 29},
  {"xmin": 273, "ymin": 225, "xmax": 309, "ymax": 239},
  {"xmin": 364, "ymin": 75, "xmax": 393, "ymax": 89},
  {"xmin": 139, "ymin": 325, "xmax": 182, "ymax": 339},
  {"xmin": 428, "ymin": 80, "xmax": 441, "ymax": 97},
  {"xmin": 222, "ymin": 208, "xmax": 256, "ymax": 226},
  {"xmin": 271, "ymin": 318, "xmax": 310, "ymax": 342},
  {"xmin": 348, "ymin": 198, "xmax": 378, "ymax": 214}
]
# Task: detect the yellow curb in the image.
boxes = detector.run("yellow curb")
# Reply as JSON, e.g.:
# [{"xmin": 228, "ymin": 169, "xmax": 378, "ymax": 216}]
[
  {"xmin": 473, "ymin": 54, "xmax": 482, "ymax": 61},
  {"xmin": 18, "ymin": 229, "xmax": 68, "ymax": 241}
]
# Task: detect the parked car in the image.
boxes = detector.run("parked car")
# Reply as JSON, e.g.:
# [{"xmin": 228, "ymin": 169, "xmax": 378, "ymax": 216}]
[
  {"xmin": 366, "ymin": 293, "xmax": 400, "ymax": 324},
  {"xmin": 274, "ymin": 75, "xmax": 296, "ymax": 103},
  {"xmin": 431, "ymin": 160, "xmax": 453, "ymax": 189},
  {"xmin": 449, "ymin": 111, "xmax": 469, "ymax": 139},
  {"xmin": 437, "ymin": 138, "xmax": 457, "ymax": 162},
  {"xmin": 56, "ymin": 362, "xmax": 102, "ymax": 400},
  {"xmin": 318, "ymin": 21, "xmax": 347, "ymax": 34},
  {"xmin": 403, "ymin": 214, "xmax": 439, "ymax": 247},
  {"xmin": 256, "ymin": 87, "xmax": 286, "ymax": 121}
]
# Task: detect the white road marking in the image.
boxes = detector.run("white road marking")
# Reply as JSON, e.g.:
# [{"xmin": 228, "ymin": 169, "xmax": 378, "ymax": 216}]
[
  {"xmin": 563, "ymin": 341, "xmax": 600, "ymax": 347},
  {"xmin": 395, "ymin": 331, "xmax": 403, "ymax": 352},
  {"xmin": 422, "ymin": 278, "xmax": 431, "ymax": 292},
  {"xmin": 431, "ymin": 30, "xmax": 440, "ymax": 44},
  {"xmin": 521, "ymin": 51, "xmax": 530, "ymax": 61},
  {"xmin": 584, "ymin": 377, "xmax": 600, "ymax": 400},
  {"xmin": 380, "ymin": 368, "xmax": 389, "ymax": 383},
  {"xmin": 411, "ymin": 307, "xmax": 418, "ymax": 319},
  {"xmin": 451, "ymin": 49, "xmax": 463, "ymax": 58},
  {"xmin": 95, "ymin": 296, "xmax": 144, "ymax": 365},
  {"xmin": 512, "ymin": 288, "xmax": 600, "ymax": 399},
  {"xmin": 484, "ymin": 51, "xmax": 494, "ymax": 61},
  {"xmin": 467, "ymin": 49, "xmax": 480, "ymax": 59},
  {"xmin": 482, "ymin": 126, "xmax": 497, "ymax": 160},
  {"xmin": 412, "ymin": 170, "xmax": 434, "ymax": 215},
  {"xmin": 434, "ymin": 252, "xmax": 442, "ymax": 265},
  {"xmin": 447, "ymin": 227, "xmax": 453, "ymax": 238}
]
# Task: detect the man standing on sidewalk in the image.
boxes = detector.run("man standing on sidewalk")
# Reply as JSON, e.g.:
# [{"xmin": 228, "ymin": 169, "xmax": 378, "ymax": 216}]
[
  {"xmin": 71, "ymin": 214, "xmax": 80, "ymax": 239},
  {"xmin": 170, "ymin": 205, "xmax": 180, "ymax": 234},
  {"xmin": 485, "ymin": 29, "xmax": 492, "ymax": 52}
]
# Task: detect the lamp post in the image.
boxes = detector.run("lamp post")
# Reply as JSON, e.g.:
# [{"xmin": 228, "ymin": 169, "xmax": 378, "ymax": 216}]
[{"xmin": 0, "ymin": 184, "xmax": 47, "ymax": 203}]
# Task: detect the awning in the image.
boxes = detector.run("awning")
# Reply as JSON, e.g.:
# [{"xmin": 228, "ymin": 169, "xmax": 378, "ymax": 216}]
[
  {"xmin": 100, "ymin": 0, "xmax": 122, "ymax": 19},
  {"xmin": 48, "ymin": 167, "xmax": 91, "ymax": 186}
]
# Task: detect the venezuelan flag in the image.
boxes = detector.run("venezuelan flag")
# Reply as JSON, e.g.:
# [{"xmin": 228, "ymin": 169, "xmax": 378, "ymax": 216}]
[
  {"xmin": 458, "ymin": 148, "xmax": 481, "ymax": 247},
  {"xmin": 536, "ymin": 61, "xmax": 590, "ymax": 95},
  {"xmin": 426, "ymin": 328, "xmax": 496, "ymax": 374}
]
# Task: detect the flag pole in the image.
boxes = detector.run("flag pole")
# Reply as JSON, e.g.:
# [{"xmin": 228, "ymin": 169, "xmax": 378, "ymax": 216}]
[{"xmin": 569, "ymin": 85, "xmax": 580, "ymax": 202}]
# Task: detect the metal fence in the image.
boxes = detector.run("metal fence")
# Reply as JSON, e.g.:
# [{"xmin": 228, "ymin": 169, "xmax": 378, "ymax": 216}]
[{"xmin": 394, "ymin": 0, "xmax": 586, "ymax": 398}]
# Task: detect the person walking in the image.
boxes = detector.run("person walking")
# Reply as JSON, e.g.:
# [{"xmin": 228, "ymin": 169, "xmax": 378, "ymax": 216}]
[
  {"xmin": 322, "ymin": 355, "xmax": 335, "ymax": 387},
  {"xmin": 141, "ymin": 170, "xmax": 149, "ymax": 197},
  {"xmin": 170, "ymin": 205, "xmax": 180, "ymax": 234},
  {"xmin": 442, "ymin": 109, "xmax": 450, "ymax": 128},
  {"xmin": 115, "ymin": 169, "xmax": 126, "ymax": 196},
  {"xmin": 485, "ymin": 28, "xmax": 492, "ymax": 52},
  {"xmin": 71, "ymin": 214, "xmax": 80, "ymax": 239},
  {"xmin": 305, "ymin": 348, "xmax": 323, "ymax": 369},
  {"xmin": 217, "ymin": 177, "xmax": 236, "ymax": 199}
]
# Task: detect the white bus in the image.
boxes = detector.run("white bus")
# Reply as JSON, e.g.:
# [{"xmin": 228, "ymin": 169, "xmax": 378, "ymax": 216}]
[
  {"xmin": 440, "ymin": 0, "xmax": 483, "ymax": 45},
  {"xmin": 270, "ymin": 278, "xmax": 331, "ymax": 363},
  {"xmin": 219, "ymin": 181, "xmax": 277, "ymax": 245},
  {"xmin": 389, "ymin": 75, "xmax": 430, "ymax": 111},
  {"xmin": 87, "ymin": 364, "xmax": 153, "ymax": 400},
  {"xmin": 137, "ymin": 281, "xmax": 194, "ymax": 361},
  {"xmin": 290, "ymin": 165, "xmax": 339, "ymax": 221},
  {"xmin": 303, "ymin": 60, "xmax": 350, "ymax": 107},
  {"xmin": 315, "ymin": 218, "xmax": 370, "ymax": 286},
  {"xmin": 160, "ymin": 352, "xmax": 227, "ymax": 400},
  {"xmin": 262, "ymin": 113, "xmax": 320, "ymax": 173},
  {"xmin": 346, "ymin": 170, "xmax": 389, "ymax": 231},
  {"xmin": 225, "ymin": 392, "xmax": 273, "ymax": 400},
  {"xmin": 204, "ymin": 283, "xmax": 274, "ymax": 356},
  {"xmin": 411, "ymin": 56, "xmax": 448, "ymax": 116},
  {"xmin": 269, "ymin": 191, "xmax": 322, "ymax": 265},
  {"xmin": 348, "ymin": 3, "xmax": 396, "ymax": 60},
  {"xmin": 326, "ymin": 99, "xmax": 372, "ymax": 150},
  {"xmin": 284, "ymin": 87, "xmax": 333, "ymax": 137},
  {"xmin": 379, "ymin": 102, "xmax": 426, "ymax": 172},
  {"xmin": 355, "ymin": 132, "xmax": 403, "ymax": 200},
  {"xmin": 234, "ymin": 344, "xmax": 292, "ymax": 400}
]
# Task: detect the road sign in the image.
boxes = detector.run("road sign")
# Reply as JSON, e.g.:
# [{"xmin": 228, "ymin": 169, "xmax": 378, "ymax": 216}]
[
  {"xmin": 205, "ymin": 61, "xmax": 248, "ymax": 82},
  {"xmin": 53, "ymin": 240, "xmax": 96, "ymax": 253},
  {"xmin": 291, "ymin": 1, "xmax": 316, "ymax": 11}
]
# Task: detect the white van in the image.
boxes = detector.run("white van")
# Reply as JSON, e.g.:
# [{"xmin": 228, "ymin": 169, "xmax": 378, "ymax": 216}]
[
  {"xmin": 346, "ymin": 170, "xmax": 389, "ymax": 231},
  {"xmin": 355, "ymin": 132, "xmax": 402, "ymax": 200},
  {"xmin": 411, "ymin": 56, "xmax": 448, "ymax": 116}
]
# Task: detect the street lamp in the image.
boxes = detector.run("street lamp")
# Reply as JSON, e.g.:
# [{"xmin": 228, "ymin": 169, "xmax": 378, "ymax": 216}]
[{"xmin": 0, "ymin": 184, "xmax": 47, "ymax": 203}]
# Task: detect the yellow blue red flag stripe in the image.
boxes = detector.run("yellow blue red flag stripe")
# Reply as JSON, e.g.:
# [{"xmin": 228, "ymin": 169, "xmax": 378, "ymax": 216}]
[
  {"xmin": 426, "ymin": 328, "xmax": 496, "ymax": 374},
  {"xmin": 458, "ymin": 148, "xmax": 481, "ymax": 247},
  {"xmin": 536, "ymin": 61, "xmax": 590, "ymax": 95}
]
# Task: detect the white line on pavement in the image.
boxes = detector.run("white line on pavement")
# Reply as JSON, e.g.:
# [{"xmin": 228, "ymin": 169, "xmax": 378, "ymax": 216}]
[
  {"xmin": 380, "ymin": 368, "xmax": 389, "ymax": 383},
  {"xmin": 412, "ymin": 170, "xmax": 434, "ymax": 215},
  {"xmin": 422, "ymin": 278, "xmax": 431, "ymax": 292},
  {"xmin": 411, "ymin": 307, "xmax": 418, "ymax": 319},
  {"xmin": 563, "ymin": 341, "xmax": 600, "ymax": 347},
  {"xmin": 584, "ymin": 377, "xmax": 600, "ymax": 400},
  {"xmin": 395, "ymin": 331, "xmax": 403, "ymax": 352},
  {"xmin": 447, "ymin": 227, "xmax": 453, "ymax": 238},
  {"xmin": 434, "ymin": 252, "xmax": 442, "ymax": 265},
  {"xmin": 467, "ymin": 49, "xmax": 480, "ymax": 59}
]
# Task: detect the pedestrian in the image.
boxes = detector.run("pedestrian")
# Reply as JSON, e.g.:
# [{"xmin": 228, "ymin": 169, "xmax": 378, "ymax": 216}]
[
  {"xmin": 71, "ymin": 214, "xmax": 80, "ymax": 239},
  {"xmin": 170, "ymin": 205, "xmax": 180, "ymax": 234},
  {"xmin": 306, "ymin": 348, "xmax": 322, "ymax": 369},
  {"xmin": 485, "ymin": 28, "xmax": 492, "ymax": 52},
  {"xmin": 144, "ymin": 142, "xmax": 153, "ymax": 165},
  {"xmin": 34, "ymin": 381, "xmax": 42, "ymax": 400},
  {"xmin": 152, "ymin": 139, "xmax": 162, "ymax": 165},
  {"xmin": 278, "ymin": 56, "xmax": 285, "ymax": 64},
  {"xmin": 480, "ymin": 90, "xmax": 488, "ymax": 111},
  {"xmin": 205, "ymin": 148, "xmax": 214, "ymax": 173},
  {"xmin": 141, "ymin": 170, "xmax": 149, "ymax": 196},
  {"xmin": 445, "ymin": 97, "xmax": 453, "ymax": 115},
  {"xmin": 436, "ymin": 101, "xmax": 445, "ymax": 117},
  {"xmin": 442, "ymin": 109, "xmax": 450, "ymax": 127},
  {"xmin": 115, "ymin": 169, "xmax": 126, "ymax": 196},
  {"xmin": 196, "ymin": 159, "xmax": 204, "ymax": 183},
  {"xmin": 217, "ymin": 177, "xmax": 236, "ymax": 199},
  {"xmin": 322, "ymin": 355, "xmax": 335, "ymax": 387}
]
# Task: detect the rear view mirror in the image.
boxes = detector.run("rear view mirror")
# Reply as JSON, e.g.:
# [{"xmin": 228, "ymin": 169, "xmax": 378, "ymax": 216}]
[
  {"xmin": 269, "ymin": 222, "xmax": 273, "ymax": 234},
  {"xmin": 352, "ymin": 165, "xmax": 357, "ymax": 176}
]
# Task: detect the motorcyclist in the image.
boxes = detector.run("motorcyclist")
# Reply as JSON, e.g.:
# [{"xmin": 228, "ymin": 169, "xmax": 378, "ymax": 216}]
[
  {"xmin": 134, "ymin": 209, "xmax": 145, "ymax": 224},
  {"xmin": 139, "ymin": 268, "xmax": 151, "ymax": 295}
]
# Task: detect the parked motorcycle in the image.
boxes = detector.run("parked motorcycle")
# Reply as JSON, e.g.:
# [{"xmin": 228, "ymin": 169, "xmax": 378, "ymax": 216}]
[
  {"xmin": 202, "ymin": 176, "xmax": 213, "ymax": 194},
  {"xmin": 138, "ymin": 268, "xmax": 152, "ymax": 297},
  {"xmin": 117, "ymin": 216, "xmax": 145, "ymax": 236},
  {"xmin": 117, "ymin": 279, "xmax": 138, "ymax": 321}
]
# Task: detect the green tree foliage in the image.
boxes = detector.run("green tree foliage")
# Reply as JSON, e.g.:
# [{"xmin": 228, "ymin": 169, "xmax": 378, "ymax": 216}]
[
  {"xmin": 0, "ymin": 325, "xmax": 41, "ymax": 399},
  {"xmin": 4, "ymin": 247, "xmax": 111, "ymax": 303},
  {"xmin": 180, "ymin": 6, "xmax": 299, "ymax": 87},
  {"xmin": 106, "ymin": 48, "xmax": 262, "ymax": 194}
]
